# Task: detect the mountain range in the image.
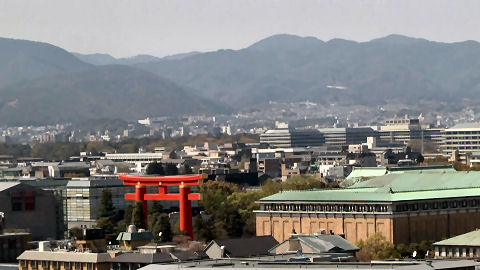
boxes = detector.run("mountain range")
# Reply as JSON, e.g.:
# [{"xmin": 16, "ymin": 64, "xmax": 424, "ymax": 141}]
[
  {"xmin": 135, "ymin": 34, "xmax": 480, "ymax": 108},
  {"xmin": 72, "ymin": 51, "xmax": 200, "ymax": 66},
  {"xmin": 1, "ymin": 34, "xmax": 480, "ymax": 125}
]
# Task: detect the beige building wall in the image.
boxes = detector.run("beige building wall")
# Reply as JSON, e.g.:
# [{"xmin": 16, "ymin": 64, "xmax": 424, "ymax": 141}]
[
  {"xmin": 258, "ymin": 207, "xmax": 480, "ymax": 245},
  {"xmin": 19, "ymin": 260, "xmax": 110, "ymax": 270},
  {"xmin": 256, "ymin": 214, "xmax": 392, "ymax": 243}
]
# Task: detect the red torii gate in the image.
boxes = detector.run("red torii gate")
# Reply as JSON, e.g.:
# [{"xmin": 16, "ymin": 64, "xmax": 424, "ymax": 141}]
[{"xmin": 118, "ymin": 174, "xmax": 203, "ymax": 239}]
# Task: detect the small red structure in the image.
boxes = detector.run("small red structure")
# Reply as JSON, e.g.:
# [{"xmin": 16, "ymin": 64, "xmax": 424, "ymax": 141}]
[{"xmin": 119, "ymin": 174, "xmax": 203, "ymax": 239}]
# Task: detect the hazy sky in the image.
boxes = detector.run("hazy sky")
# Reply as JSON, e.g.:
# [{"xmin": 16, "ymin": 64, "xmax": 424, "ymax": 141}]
[{"xmin": 1, "ymin": 0, "xmax": 479, "ymax": 58}]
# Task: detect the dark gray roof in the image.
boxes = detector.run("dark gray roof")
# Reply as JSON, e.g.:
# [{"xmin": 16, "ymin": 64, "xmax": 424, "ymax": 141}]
[
  {"xmin": 206, "ymin": 236, "xmax": 278, "ymax": 258},
  {"xmin": 170, "ymin": 250, "xmax": 201, "ymax": 261},
  {"xmin": 287, "ymin": 234, "xmax": 359, "ymax": 253},
  {"xmin": 109, "ymin": 253, "xmax": 174, "ymax": 264}
]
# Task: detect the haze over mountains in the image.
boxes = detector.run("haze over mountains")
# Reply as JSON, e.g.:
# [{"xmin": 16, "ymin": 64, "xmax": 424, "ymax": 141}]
[
  {"xmin": 136, "ymin": 34, "xmax": 480, "ymax": 108},
  {"xmin": 72, "ymin": 51, "xmax": 200, "ymax": 66},
  {"xmin": 1, "ymin": 34, "xmax": 480, "ymax": 125}
]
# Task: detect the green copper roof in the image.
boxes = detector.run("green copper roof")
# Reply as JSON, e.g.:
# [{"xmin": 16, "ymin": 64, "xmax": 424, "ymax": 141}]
[
  {"xmin": 345, "ymin": 167, "xmax": 388, "ymax": 179},
  {"xmin": 341, "ymin": 167, "xmax": 387, "ymax": 187},
  {"xmin": 260, "ymin": 171, "xmax": 480, "ymax": 203},
  {"xmin": 434, "ymin": 229, "xmax": 480, "ymax": 246},
  {"xmin": 341, "ymin": 165, "xmax": 455, "ymax": 187}
]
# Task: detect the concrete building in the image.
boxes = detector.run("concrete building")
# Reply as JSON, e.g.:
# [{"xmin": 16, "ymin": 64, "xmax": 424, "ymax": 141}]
[
  {"xmin": 434, "ymin": 229, "xmax": 480, "ymax": 258},
  {"xmin": 0, "ymin": 182, "xmax": 60, "ymax": 240},
  {"xmin": 260, "ymin": 127, "xmax": 324, "ymax": 148},
  {"xmin": 103, "ymin": 153, "xmax": 163, "ymax": 173},
  {"xmin": 371, "ymin": 117, "xmax": 442, "ymax": 147},
  {"xmin": 256, "ymin": 170, "xmax": 480, "ymax": 244},
  {"xmin": 318, "ymin": 127, "xmax": 376, "ymax": 146},
  {"xmin": 49, "ymin": 163, "xmax": 90, "ymax": 178},
  {"xmin": 18, "ymin": 251, "xmax": 111, "ymax": 270},
  {"xmin": 441, "ymin": 123, "xmax": 480, "ymax": 155},
  {"xmin": 373, "ymin": 118, "xmax": 423, "ymax": 145},
  {"xmin": 65, "ymin": 178, "xmax": 133, "ymax": 229}
]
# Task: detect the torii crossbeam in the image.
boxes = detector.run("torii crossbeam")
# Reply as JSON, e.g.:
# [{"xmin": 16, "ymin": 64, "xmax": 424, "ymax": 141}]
[{"xmin": 119, "ymin": 174, "xmax": 203, "ymax": 239}]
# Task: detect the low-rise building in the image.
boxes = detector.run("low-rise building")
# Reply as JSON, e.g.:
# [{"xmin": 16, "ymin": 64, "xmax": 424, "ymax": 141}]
[
  {"xmin": 434, "ymin": 229, "xmax": 480, "ymax": 258},
  {"xmin": 260, "ymin": 126, "xmax": 324, "ymax": 148},
  {"xmin": 441, "ymin": 123, "xmax": 480, "ymax": 155},
  {"xmin": 256, "ymin": 170, "xmax": 480, "ymax": 245},
  {"xmin": 65, "ymin": 178, "xmax": 133, "ymax": 229},
  {"xmin": 103, "ymin": 153, "xmax": 163, "ymax": 173},
  {"xmin": 269, "ymin": 233, "xmax": 359, "ymax": 258},
  {"xmin": 204, "ymin": 236, "xmax": 278, "ymax": 259},
  {"xmin": 0, "ymin": 232, "xmax": 31, "ymax": 263},
  {"xmin": 0, "ymin": 182, "xmax": 61, "ymax": 240}
]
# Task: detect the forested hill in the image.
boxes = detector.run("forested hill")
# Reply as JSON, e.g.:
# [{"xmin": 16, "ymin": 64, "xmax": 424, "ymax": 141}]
[{"xmin": 136, "ymin": 34, "xmax": 480, "ymax": 108}]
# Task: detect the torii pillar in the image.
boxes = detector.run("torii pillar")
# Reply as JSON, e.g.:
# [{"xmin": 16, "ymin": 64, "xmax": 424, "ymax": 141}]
[{"xmin": 119, "ymin": 174, "xmax": 203, "ymax": 239}]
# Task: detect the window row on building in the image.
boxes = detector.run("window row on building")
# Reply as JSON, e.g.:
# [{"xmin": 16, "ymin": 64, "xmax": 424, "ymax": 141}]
[
  {"xmin": 260, "ymin": 203, "xmax": 390, "ymax": 213},
  {"xmin": 445, "ymin": 131, "xmax": 480, "ymax": 135},
  {"xmin": 394, "ymin": 199, "xmax": 480, "ymax": 212},
  {"xmin": 435, "ymin": 246, "xmax": 480, "ymax": 258},
  {"xmin": 20, "ymin": 260, "xmax": 95, "ymax": 270}
]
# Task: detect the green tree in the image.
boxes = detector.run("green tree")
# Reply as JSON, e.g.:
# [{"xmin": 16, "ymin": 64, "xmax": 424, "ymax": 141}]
[
  {"xmin": 224, "ymin": 191, "xmax": 264, "ymax": 236},
  {"xmin": 68, "ymin": 227, "xmax": 84, "ymax": 240},
  {"xmin": 194, "ymin": 216, "xmax": 216, "ymax": 242},
  {"xmin": 165, "ymin": 163, "xmax": 179, "ymax": 175},
  {"xmin": 356, "ymin": 233, "xmax": 399, "ymax": 261},
  {"xmin": 117, "ymin": 203, "xmax": 134, "ymax": 233},
  {"xmin": 149, "ymin": 201, "xmax": 164, "ymax": 216},
  {"xmin": 169, "ymin": 151, "xmax": 178, "ymax": 159},
  {"xmin": 146, "ymin": 161, "xmax": 165, "ymax": 175},
  {"xmin": 96, "ymin": 189, "xmax": 116, "ymax": 235},
  {"xmin": 199, "ymin": 181, "xmax": 238, "ymax": 214},
  {"xmin": 416, "ymin": 154, "xmax": 425, "ymax": 164},
  {"xmin": 282, "ymin": 175, "xmax": 325, "ymax": 190},
  {"xmin": 154, "ymin": 214, "xmax": 173, "ymax": 242},
  {"xmin": 131, "ymin": 201, "xmax": 146, "ymax": 229},
  {"xmin": 182, "ymin": 164, "xmax": 193, "ymax": 174}
]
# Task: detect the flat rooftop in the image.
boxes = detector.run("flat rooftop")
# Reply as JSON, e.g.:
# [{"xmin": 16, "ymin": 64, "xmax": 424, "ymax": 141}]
[{"xmin": 137, "ymin": 259, "xmax": 476, "ymax": 270}]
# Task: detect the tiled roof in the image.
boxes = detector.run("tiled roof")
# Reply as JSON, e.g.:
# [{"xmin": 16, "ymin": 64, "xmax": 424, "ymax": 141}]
[
  {"xmin": 206, "ymin": 236, "xmax": 278, "ymax": 258},
  {"xmin": 342, "ymin": 165, "xmax": 455, "ymax": 187},
  {"xmin": 297, "ymin": 235, "xmax": 359, "ymax": 253},
  {"xmin": 434, "ymin": 229, "xmax": 480, "ymax": 246},
  {"xmin": 270, "ymin": 234, "xmax": 359, "ymax": 254},
  {"xmin": 260, "ymin": 171, "xmax": 480, "ymax": 202}
]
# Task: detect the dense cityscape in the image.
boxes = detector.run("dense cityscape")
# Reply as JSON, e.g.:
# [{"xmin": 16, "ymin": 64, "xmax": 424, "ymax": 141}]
[{"xmin": 3, "ymin": 1, "xmax": 480, "ymax": 270}]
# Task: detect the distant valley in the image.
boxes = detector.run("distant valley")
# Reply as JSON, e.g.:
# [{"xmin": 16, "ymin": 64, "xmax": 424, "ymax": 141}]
[{"xmin": 1, "ymin": 34, "xmax": 480, "ymax": 125}]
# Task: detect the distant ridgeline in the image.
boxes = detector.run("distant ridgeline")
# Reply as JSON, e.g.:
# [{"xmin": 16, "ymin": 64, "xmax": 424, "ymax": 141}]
[{"xmin": 2, "ymin": 34, "xmax": 480, "ymax": 124}]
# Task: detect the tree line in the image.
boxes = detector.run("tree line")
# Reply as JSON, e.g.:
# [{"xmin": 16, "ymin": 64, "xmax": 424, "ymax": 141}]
[{"xmin": 356, "ymin": 233, "xmax": 433, "ymax": 261}]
